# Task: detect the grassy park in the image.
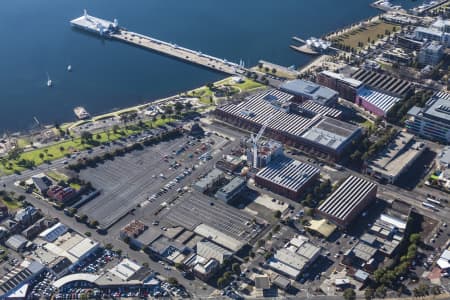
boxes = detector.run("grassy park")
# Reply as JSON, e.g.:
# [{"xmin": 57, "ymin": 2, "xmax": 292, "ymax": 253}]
[
  {"xmin": 188, "ymin": 77, "xmax": 264, "ymax": 105},
  {"xmin": 0, "ymin": 193, "xmax": 22, "ymax": 211},
  {"xmin": 0, "ymin": 116, "xmax": 175, "ymax": 175},
  {"xmin": 0, "ymin": 75, "xmax": 265, "ymax": 175},
  {"xmin": 332, "ymin": 21, "xmax": 400, "ymax": 50}
]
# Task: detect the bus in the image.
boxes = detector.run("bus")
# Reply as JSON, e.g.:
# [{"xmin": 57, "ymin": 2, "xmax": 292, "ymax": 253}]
[
  {"xmin": 426, "ymin": 198, "xmax": 441, "ymax": 206},
  {"xmin": 422, "ymin": 202, "xmax": 437, "ymax": 211}
]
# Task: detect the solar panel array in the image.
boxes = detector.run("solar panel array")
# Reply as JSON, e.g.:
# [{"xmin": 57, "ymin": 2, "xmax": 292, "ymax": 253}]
[
  {"xmin": 434, "ymin": 91, "xmax": 450, "ymax": 116},
  {"xmin": 435, "ymin": 91, "xmax": 450, "ymax": 101},
  {"xmin": 352, "ymin": 69, "xmax": 411, "ymax": 97},
  {"xmin": 256, "ymin": 157, "xmax": 319, "ymax": 192},
  {"xmin": 217, "ymin": 89, "xmax": 321, "ymax": 136},
  {"xmin": 0, "ymin": 267, "xmax": 33, "ymax": 294},
  {"xmin": 299, "ymin": 100, "xmax": 342, "ymax": 119},
  {"xmin": 318, "ymin": 175, "xmax": 377, "ymax": 222},
  {"xmin": 358, "ymin": 87, "xmax": 401, "ymax": 114}
]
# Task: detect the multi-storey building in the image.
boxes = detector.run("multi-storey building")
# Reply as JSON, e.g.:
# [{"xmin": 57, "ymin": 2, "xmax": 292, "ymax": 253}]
[{"xmin": 406, "ymin": 91, "xmax": 450, "ymax": 143}]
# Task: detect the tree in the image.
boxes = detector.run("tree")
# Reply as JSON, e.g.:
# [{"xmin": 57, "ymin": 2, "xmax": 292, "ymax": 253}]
[
  {"xmin": 164, "ymin": 106, "xmax": 173, "ymax": 116},
  {"xmin": 274, "ymin": 210, "xmax": 281, "ymax": 219},
  {"xmin": 350, "ymin": 150, "xmax": 362, "ymax": 162},
  {"xmin": 224, "ymin": 271, "xmax": 232, "ymax": 281},
  {"xmin": 375, "ymin": 285, "xmax": 387, "ymax": 298},
  {"xmin": 39, "ymin": 153, "xmax": 45, "ymax": 160},
  {"xmin": 257, "ymin": 239, "xmax": 265, "ymax": 247},
  {"xmin": 174, "ymin": 102, "xmax": 184, "ymax": 114},
  {"xmin": 217, "ymin": 277, "xmax": 226, "ymax": 289},
  {"xmin": 365, "ymin": 288, "xmax": 375, "ymax": 300},
  {"xmin": 232, "ymin": 263, "xmax": 241, "ymax": 274},
  {"xmin": 304, "ymin": 207, "xmax": 313, "ymax": 217},
  {"xmin": 343, "ymin": 288, "xmax": 356, "ymax": 300},
  {"xmin": 59, "ymin": 146, "xmax": 65, "ymax": 152},
  {"xmin": 167, "ymin": 277, "xmax": 178, "ymax": 285},
  {"xmin": 113, "ymin": 125, "xmax": 120, "ymax": 134},
  {"xmin": 431, "ymin": 285, "xmax": 441, "ymax": 295},
  {"xmin": 409, "ymin": 233, "xmax": 420, "ymax": 244},
  {"xmin": 81, "ymin": 131, "xmax": 93, "ymax": 142}
]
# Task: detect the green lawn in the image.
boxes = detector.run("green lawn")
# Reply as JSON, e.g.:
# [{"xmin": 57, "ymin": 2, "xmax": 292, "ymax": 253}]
[
  {"xmin": 0, "ymin": 116, "xmax": 175, "ymax": 175},
  {"xmin": 0, "ymin": 197, "xmax": 22, "ymax": 211},
  {"xmin": 69, "ymin": 182, "xmax": 82, "ymax": 190},
  {"xmin": 188, "ymin": 78, "xmax": 264, "ymax": 105},
  {"xmin": 236, "ymin": 79, "xmax": 265, "ymax": 91},
  {"xmin": 47, "ymin": 170, "xmax": 69, "ymax": 182},
  {"xmin": 332, "ymin": 21, "xmax": 400, "ymax": 49},
  {"xmin": 430, "ymin": 174, "xmax": 440, "ymax": 181},
  {"xmin": 17, "ymin": 138, "xmax": 30, "ymax": 149},
  {"xmin": 360, "ymin": 120, "xmax": 375, "ymax": 130}
]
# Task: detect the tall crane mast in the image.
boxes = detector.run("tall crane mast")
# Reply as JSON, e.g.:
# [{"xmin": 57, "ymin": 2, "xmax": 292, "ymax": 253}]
[
  {"xmin": 250, "ymin": 98, "xmax": 288, "ymax": 168},
  {"xmin": 251, "ymin": 113, "xmax": 276, "ymax": 168}
]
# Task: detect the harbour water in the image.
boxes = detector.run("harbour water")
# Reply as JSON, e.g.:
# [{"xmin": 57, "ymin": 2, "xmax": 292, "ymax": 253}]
[{"xmin": 0, "ymin": 0, "xmax": 418, "ymax": 132}]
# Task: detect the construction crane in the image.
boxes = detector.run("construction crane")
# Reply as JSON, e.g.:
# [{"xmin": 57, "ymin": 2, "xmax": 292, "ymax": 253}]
[
  {"xmin": 250, "ymin": 113, "xmax": 276, "ymax": 168},
  {"xmin": 249, "ymin": 97, "xmax": 290, "ymax": 168}
]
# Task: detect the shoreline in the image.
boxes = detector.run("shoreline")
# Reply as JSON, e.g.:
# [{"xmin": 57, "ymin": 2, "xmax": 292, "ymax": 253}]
[{"xmin": 1, "ymin": 1, "xmax": 407, "ymax": 143}]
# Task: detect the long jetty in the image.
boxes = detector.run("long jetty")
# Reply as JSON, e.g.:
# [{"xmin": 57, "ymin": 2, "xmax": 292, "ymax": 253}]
[{"xmin": 70, "ymin": 11, "xmax": 247, "ymax": 76}]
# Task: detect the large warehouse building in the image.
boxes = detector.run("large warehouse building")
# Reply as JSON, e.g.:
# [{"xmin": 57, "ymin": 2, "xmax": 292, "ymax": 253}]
[
  {"xmin": 356, "ymin": 87, "xmax": 401, "ymax": 118},
  {"xmin": 351, "ymin": 69, "xmax": 412, "ymax": 98},
  {"xmin": 317, "ymin": 175, "xmax": 378, "ymax": 228},
  {"xmin": 255, "ymin": 157, "xmax": 320, "ymax": 200},
  {"xmin": 214, "ymin": 89, "xmax": 362, "ymax": 160}
]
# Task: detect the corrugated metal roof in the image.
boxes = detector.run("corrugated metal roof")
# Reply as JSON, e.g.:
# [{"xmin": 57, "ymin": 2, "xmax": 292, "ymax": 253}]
[
  {"xmin": 256, "ymin": 157, "xmax": 319, "ymax": 192},
  {"xmin": 318, "ymin": 175, "xmax": 377, "ymax": 221},
  {"xmin": 299, "ymin": 100, "xmax": 342, "ymax": 119},
  {"xmin": 218, "ymin": 89, "xmax": 321, "ymax": 136},
  {"xmin": 358, "ymin": 87, "xmax": 401, "ymax": 114}
]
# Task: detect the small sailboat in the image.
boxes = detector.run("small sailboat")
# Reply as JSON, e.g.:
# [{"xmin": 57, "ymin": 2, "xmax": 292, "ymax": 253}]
[
  {"xmin": 67, "ymin": 65, "xmax": 72, "ymax": 72},
  {"xmin": 46, "ymin": 72, "xmax": 52, "ymax": 87}
]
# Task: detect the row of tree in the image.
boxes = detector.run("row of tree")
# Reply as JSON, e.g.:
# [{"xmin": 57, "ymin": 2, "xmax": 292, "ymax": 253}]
[
  {"xmin": 67, "ymin": 129, "xmax": 182, "ymax": 172},
  {"xmin": 386, "ymin": 90, "xmax": 434, "ymax": 125},
  {"xmin": 348, "ymin": 126, "xmax": 397, "ymax": 166}
]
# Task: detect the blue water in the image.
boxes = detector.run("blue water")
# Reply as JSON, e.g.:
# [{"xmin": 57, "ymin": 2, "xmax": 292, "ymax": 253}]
[{"xmin": 0, "ymin": 0, "xmax": 417, "ymax": 132}]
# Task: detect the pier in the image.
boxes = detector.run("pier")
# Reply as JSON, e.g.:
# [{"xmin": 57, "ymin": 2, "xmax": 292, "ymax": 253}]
[
  {"xmin": 71, "ymin": 11, "xmax": 247, "ymax": 76},
  {"xmin": 290, "ymin": 36, "xmax": 340, "ymax": 55}
]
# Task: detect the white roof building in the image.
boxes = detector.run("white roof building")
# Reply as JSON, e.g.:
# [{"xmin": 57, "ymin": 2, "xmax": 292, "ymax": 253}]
[
  {"xmin": 196, "ymin": 240, "xmax": 232, "ymax": 264},
  {"xmin": 38, "ymin": 222, "xmax": 68, "ymax": 242},
  {"xmin": 108, "ymin": 259, "xmax": 142, "ymax": 281}
]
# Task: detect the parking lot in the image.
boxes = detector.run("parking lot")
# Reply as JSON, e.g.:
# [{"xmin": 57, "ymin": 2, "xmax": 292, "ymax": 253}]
[
  {"xmin": 78, "ymin": 134, "xmax": 229, "ymax": 228},
  {"xmin": 161, "ymin": 191, "xmax": 264, "ymax": 243}
]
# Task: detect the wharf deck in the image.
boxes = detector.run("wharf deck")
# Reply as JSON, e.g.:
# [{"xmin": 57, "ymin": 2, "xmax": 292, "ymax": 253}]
[
  {"xmin": 71, "ymin": 12, "xmax": 247, "ymax": 76},
  {"xmin": 112, "ymin": 30, "xmax": 242, "ymax": 75}
]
